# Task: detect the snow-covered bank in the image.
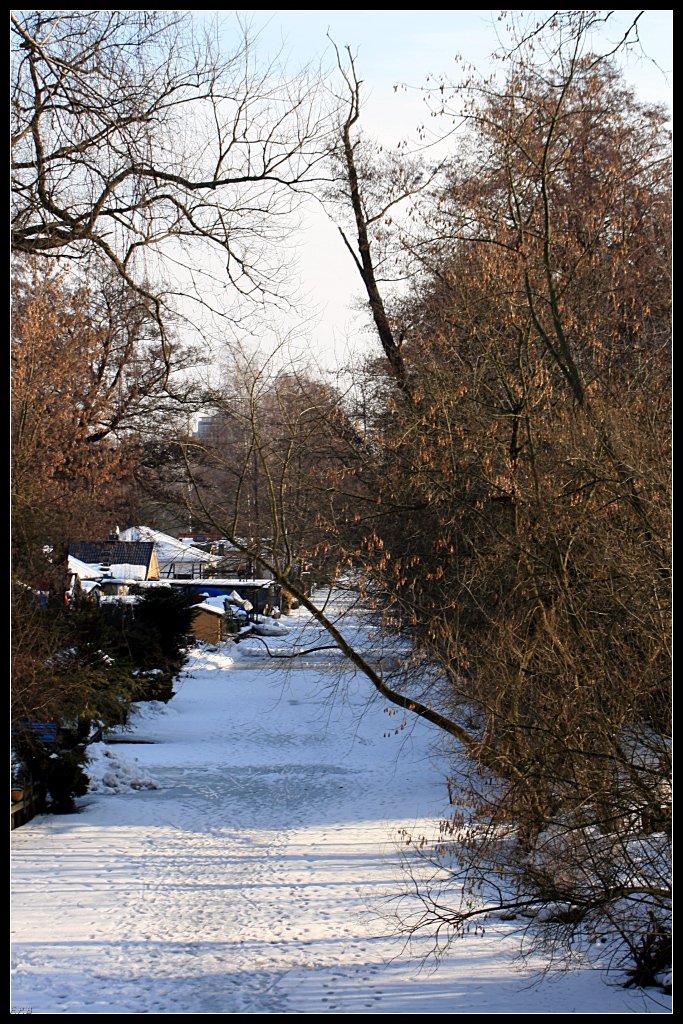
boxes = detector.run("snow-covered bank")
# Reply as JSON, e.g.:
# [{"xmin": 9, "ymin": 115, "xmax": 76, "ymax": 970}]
[{"xmin": 11, "ymin": 605, "xmax": 671, "ymax": 1013}]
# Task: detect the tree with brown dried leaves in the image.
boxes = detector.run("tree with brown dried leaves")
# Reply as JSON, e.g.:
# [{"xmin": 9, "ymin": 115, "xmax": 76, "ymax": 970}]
[{"xmin": 326, "ymin": 13, "xmax": 670, "ymax": 987}]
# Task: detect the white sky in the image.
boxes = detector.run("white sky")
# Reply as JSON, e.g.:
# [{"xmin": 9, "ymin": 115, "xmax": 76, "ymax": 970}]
[{"xmin": 200, "ymin": 10, "xmax": 672, "ymax": 375}]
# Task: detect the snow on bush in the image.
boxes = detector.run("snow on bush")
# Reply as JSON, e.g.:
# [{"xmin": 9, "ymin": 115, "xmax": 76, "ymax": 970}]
[
  {"xmin": 86, "ymin": 743, "xmax": 161, "ymax": 794},
  {"xmin": 183, "ymin": 643, "xmax": 238, "ymax": 673}
]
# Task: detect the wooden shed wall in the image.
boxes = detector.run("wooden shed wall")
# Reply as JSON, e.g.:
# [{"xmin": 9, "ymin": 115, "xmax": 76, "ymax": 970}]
[{"xmin": 191, "ymin": 609, "xmax": 225, "ymax": 643}]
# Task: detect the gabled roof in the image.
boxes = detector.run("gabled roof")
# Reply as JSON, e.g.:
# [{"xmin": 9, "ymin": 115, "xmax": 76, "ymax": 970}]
[
  {"xmin": 68, "ymin": 555, "xmax": 102, "ymax": 580},
  {"xmin": 69, "ymin": 540, "xmax": 156, "ymax": 569},
  {"xmin": 120, "ymin": 526, "xmax": 219, "ymax": 565}
]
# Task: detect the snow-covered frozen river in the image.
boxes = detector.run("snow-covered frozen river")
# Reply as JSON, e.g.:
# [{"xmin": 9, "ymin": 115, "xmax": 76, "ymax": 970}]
[{"xmin": 11, "ymin": 603, "xmax": 671, "ymax": 1013}]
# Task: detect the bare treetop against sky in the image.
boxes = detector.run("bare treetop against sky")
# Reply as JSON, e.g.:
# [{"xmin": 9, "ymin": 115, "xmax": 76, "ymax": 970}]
[
  {"xmin": 234, "ymin": 9, "xmax": 672, "ymax": 121},
  {"xmin": 210, "ymin": 9, "xmax": 671, "ymax": 370},
  {"xmin": 13, "ymin": 11, "xmax": 671, "ymax": 374}
]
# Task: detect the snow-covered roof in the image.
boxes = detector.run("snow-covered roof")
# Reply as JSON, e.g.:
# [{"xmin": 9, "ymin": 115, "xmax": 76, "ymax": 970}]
[
  {"xmin": 193, "ymin": 602, "xmax": 226, "ymax": 617},
  {"xmin": 199, "ymin": 595, "xmax": 228, "ymax": 612},
  {"xmin": 70, "ymin": 541, "xmax": 156, "ymax": 572},
  {"xmin": 69, "ymin": 559, "xmax": 148, "ymax": 585},
  {"xmin": 194, "ymin": 595, "xmax": 252, "ymax": 616},
  {"xmin": 170, "ymin": 578, "xmax": 274, "ymax": 587},
  {"xmin": 120, "ymin": 526, "xmax": 219, "ymax": 566},
  {"xmin": 68, "ymin": 555, "xmax": 102, "ymax": 580}
]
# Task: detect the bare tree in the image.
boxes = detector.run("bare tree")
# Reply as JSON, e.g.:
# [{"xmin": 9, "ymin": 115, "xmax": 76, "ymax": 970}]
[
  {"xmin": 11, "ymin": 10, "xmax": 335, "ymax": 366},
  {"xmin": 163, "ymin": 343, "xmax": 477, "ymax": 744}
]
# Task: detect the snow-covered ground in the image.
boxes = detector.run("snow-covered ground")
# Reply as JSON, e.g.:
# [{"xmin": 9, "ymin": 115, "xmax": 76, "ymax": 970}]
[{"xmin": 11, "ymin": 599, "xmax": 671, "ymax": 1014}]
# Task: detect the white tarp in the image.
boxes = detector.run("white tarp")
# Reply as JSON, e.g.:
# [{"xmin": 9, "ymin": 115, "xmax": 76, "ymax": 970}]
[{"xmin": 108, "ymin": 563, "xmax": 147, "ymax": 581}]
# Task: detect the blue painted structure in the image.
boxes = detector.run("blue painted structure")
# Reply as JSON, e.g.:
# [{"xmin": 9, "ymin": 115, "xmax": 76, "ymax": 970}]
[{"xmin": 163, "ymin": 579, "xmax": 281, "ymax": 615}]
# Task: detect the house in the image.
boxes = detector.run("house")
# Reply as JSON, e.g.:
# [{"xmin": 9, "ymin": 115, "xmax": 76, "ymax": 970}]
[
  {"xmin": 67, "ymin": 554, "xmax": 102, "ymax": 599},
  {"xmin": 119, "ymin": 526, "xmax": 221, "ymax": 579},
  {"xmin": 69, "ymin": 539, "xmax": 160, "ymax": 581}
]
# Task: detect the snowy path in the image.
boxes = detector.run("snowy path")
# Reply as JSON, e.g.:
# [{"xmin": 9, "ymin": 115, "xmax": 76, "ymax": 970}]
[{"xmin": 11, "ymin": 606, "xmax": 670, "ymax": 1014}]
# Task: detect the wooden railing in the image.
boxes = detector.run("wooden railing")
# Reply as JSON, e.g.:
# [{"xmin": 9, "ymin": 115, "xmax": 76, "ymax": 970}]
[{"xmin": 10, "ymin": 777, "xmax": 46, "ymax": 830}]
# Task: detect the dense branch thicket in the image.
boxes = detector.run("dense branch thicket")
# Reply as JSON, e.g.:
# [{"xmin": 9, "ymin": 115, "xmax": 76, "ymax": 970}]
[
  {"xmin": 184, "ymin": 359, "xmax": 350, "ymax": 579},
  {"xmin": 183, "ymin": 23, "xmax": 670, "ymax": 984},
  {"xmin": 11, "ymin": 9, "xmax": 335, "ymax": 796},
  {"xmin": 11, "ymin": 263, "xmax": 202, "ymax": 810},
  {"xmin": 10, "ymin": 7, "xmax": 671, "ymax": 985},
  {"xmin": 12, "ymin": 585, "xmax": 198, "ymax": 811},
  {"xmin": 11, "ymin": 262, "xmax": 194, "ymax": 585},
  {"xmin": 324, "ymin": 33, "xmax": 671, "ymax": 984}
]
